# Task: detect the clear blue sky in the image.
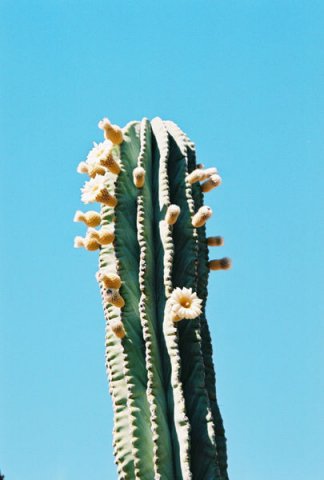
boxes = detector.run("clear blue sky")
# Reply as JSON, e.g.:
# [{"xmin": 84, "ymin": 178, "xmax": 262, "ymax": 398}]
[{"xmin": 0, "ymin": 1, "xmax": 323, "ymax": 479}]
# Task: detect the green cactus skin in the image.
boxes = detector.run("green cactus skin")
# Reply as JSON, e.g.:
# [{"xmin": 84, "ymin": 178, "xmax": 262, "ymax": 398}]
[{"xmin": 75, "ymin": 117, "xmax": 229, "ymax": 480}]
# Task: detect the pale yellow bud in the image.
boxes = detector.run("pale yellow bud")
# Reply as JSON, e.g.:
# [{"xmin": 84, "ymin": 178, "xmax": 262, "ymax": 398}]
[
  {"xmin": 201, "ymin": 174, "xmax": 222, "ymax": 193},
  {"xmin": 100, "ymin": 153, "xmax": 121, "ymax": 175},
  {"xmin": 165, "ymin": 204, "xmax": 181, "ymax": 225},
  {"xmin": 95, "ymin": 188, "xmax": 117, "ymax": 207},
  {"xmin": 208, "ymin": 257, "xmax": 232, "ymax": 271},
  {"xmin": 77, "ymin": 162, "xmax": 89, "ymax": 174},
  {"xmin": 106, "ymin": 289, "xmax": 125, "ymax": 308},
  {"xmin": 207, "ymin": 236, "xmax": 224, "ymax": 247},
  {"xmin": 192, "ymin": 206, "xmax": 213, "ymax": 228},
  {"xmin": 133, "ymin": 166, "xmax": 145, "ymax": 188},
  {"xmin": 187, "ymin": 168, "xmax": 204, "ymax": 184},
  {"xmin": 187, "ymin": 167, "xmax": 217, "ymax": 184},
  {"xmin": 87, "ymin": 164, "xmax": 107, "ymax": 178},
  {"xmin": 98, "ymin": 118, "xmax": 124, "ymax": 145},
  {"xmin": 110, "ymin": 319, "xmax": 126, "ymax": 339}
]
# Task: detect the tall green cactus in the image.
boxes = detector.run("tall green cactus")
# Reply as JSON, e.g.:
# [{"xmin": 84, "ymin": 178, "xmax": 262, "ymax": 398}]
[{"xmin": 74, "ymin": 117, "xmax": 231, "ymax": 480}]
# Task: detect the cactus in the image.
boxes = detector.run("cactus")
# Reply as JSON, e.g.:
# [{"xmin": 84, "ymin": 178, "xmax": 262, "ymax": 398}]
[{"xmin": 74, "ymin": 117, "xmax": 231, "ymax": 480}]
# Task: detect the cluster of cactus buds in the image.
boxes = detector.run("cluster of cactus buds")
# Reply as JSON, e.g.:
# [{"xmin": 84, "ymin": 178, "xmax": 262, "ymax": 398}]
[{"xmin": 73, "ymin": 117, "xmax": 231, "ymax": 480}]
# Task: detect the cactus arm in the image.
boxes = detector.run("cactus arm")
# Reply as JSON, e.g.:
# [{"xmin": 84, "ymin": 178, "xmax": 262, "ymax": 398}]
[
  {"xmin": 114, "ymin": 123, "xmax": 155, "ymax": 479},
  {"xmin": 165, "ymin": 122, "xmax": 221, "ymax": 480},
  {"xmin": 136, "ymin": 118, "xmax": 175, "ymax": 479},
  {"xmin": 185, "ymin": 137, "xmax": 229, "ymax": 480},
  {"xmin": 151, "ymin": 117, "xmax": 192, "ymax": 480}
]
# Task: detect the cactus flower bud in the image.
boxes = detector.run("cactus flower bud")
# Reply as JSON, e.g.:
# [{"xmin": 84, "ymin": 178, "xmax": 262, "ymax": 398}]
[
  {"xmin": 133, "ymin": 166, "xmax": 146, "ymax": 188},
  {"xmin": 98, "ymin": 118, "xmax": 124, "ymax": 145},
  {"xmin": 97, "ymin": 227, "xmax": 115, "ymax": 245},
  {"xmin": 192, "ymin": 206, "xmax": 213, "ymax": 228},
  {"xmin": 96, "ymin": 271, "xmax": 121, "ymax": 289},
  {"xmin": 110, "ymin": 319, "xmax": 126, "ymax": 339},
  {"xmin": 201, "ymin": 174, "xmax": 222, "ymax": 193},
  {"xmin": 84, "ymin": 237, "xmax": 101, "ymax": 251},
  {"xmin": 165, "ymin": 204, "xmax": 181, "ymax": 225}
]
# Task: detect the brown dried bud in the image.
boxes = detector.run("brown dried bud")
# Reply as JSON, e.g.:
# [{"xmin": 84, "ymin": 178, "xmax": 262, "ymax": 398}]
[
  {"xmin": 207, "ymin": 236, "xmax": 224, "ymax": 247},
  {"xmin": 208, "ymin": 257, "xmax": 232, "ymax": 271}
]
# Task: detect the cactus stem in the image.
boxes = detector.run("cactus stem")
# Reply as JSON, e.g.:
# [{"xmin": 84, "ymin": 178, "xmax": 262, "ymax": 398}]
[
  {"xmin": 201, "ymin": 174, "xmax": 222, "ymax": 192},
  {"xmin": 165, "ymin": 204, "xmax": 181, "ymax": 225},
  {"xmin": 133, "ymin": 166, "xmax": 146, "ymax": 188},
  {"xmin": 208, "ymin": 257, "xmax": 232, "ymax": 271},
  {"xmin": 192, "ymin": 206, "xmax": 213, "ymax": 227},
  {"xmin": 207, "ymin": 236, "xmax": 224, "ymax": 247}
]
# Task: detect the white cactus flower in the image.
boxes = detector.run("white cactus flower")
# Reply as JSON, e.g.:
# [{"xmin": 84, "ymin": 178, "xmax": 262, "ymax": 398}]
[
  {"xmin": 81, "ymin": 174, "xmax": 110, "ymax": 204},
  {"xmin": 170, "ymin": 287, "xmax": 202, "ymax": 321},
  {"xmin": 86, "ymin": 140, "xmax": 113, "ymax": 166}
]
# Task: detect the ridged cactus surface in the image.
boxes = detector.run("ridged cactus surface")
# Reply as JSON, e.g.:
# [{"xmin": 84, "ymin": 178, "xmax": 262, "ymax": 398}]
[{"xmin": 74, "ymin": 117, "xmax": 231, "ymax": 480}]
